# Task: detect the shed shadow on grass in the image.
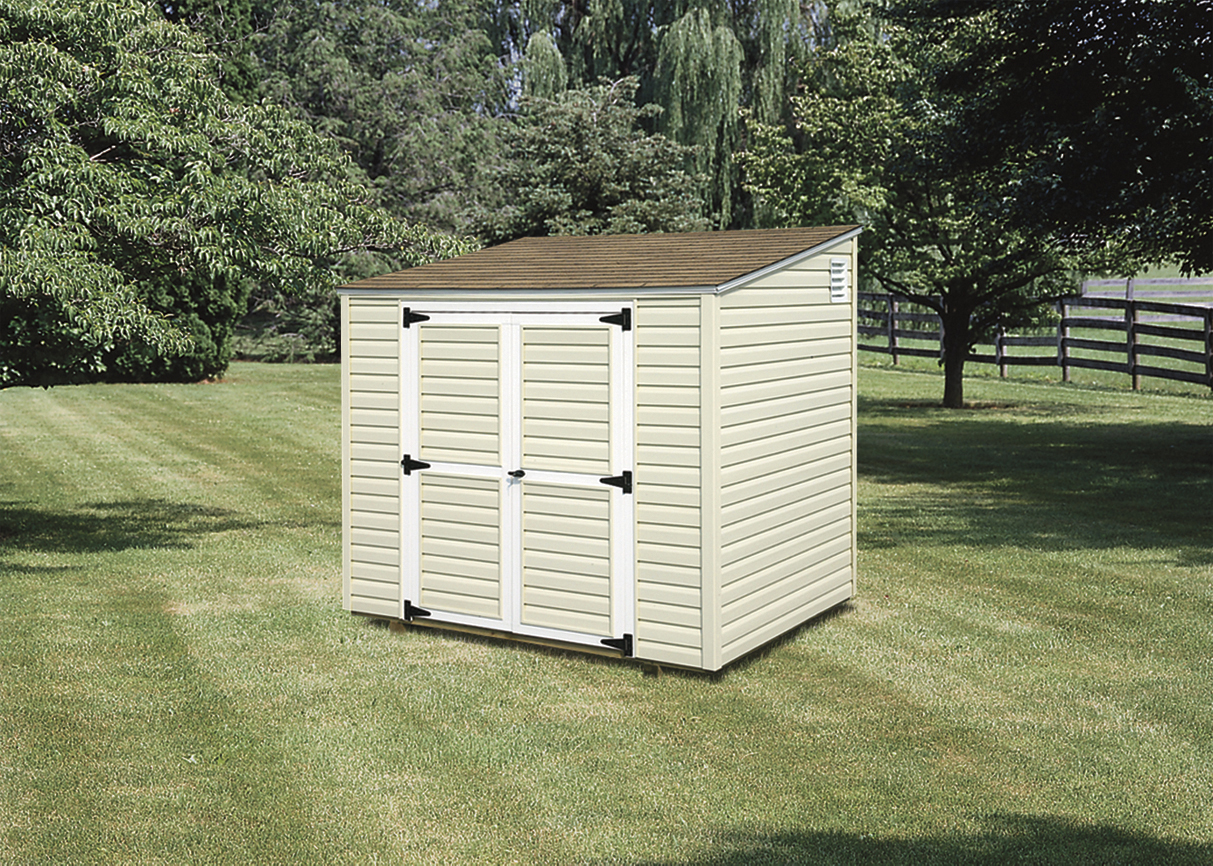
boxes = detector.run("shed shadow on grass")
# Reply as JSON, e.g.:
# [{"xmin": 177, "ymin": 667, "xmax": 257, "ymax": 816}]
[
  {"xmin": 856, "ymin": 398, "xmax": 1212, "ymax": 555},
  {"xmin": 0, "ymin": 499, "xmax": 260, "ymax": 556},
  {"xmin": 626, "ymin": 814, "xmax": 1211, "ymax": 866}
]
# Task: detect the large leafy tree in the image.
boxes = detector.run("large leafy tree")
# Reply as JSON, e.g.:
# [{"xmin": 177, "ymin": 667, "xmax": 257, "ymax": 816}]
[
  {"xmin": 469, "ymin": 78, "xmax": 708, "ymax": 242},
  {"xmin": 253, "ymin": 0, "xmax": 509, "ymax": 233},
  {"xmin": 0, "ymin": 0, "xmax": 468, "ymax": 388},
  {"xmin": 747, "ymin": 6, "xmax": 1100, "ymax": 408},
  {"xmin": 897, "ymin": 0, "xmax": 1212, "ymax": 276}
]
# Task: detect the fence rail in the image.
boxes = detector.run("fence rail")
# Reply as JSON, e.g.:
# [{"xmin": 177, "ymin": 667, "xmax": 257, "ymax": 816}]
[{"xmin": 857, "ymin": 280, "xmax": 1213, "ymax": 390}]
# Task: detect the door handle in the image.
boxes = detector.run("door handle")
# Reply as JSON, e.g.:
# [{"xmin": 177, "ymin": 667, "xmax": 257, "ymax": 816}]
[{"xmin": 508, "ymin": 469, "xmax": 526, "ymax": 478}]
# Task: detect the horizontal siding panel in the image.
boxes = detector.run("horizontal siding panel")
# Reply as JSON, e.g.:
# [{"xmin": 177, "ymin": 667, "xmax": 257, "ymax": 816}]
[
  {"xmin": 722, "ymin": 446, "xmax": 849, "ymax": 506},
  {"xmin": 722, "ymin": 472, "xmax": 851, "ymax": 540},
  {"xmin": 636, "ymin": 501, "xmax": 700, "ymax": 529},
  {"xmin": 720, "ymin": 435, "xmax": 850, "ymax": 490},
  {"xmin": 350, "ymin": 390, "xmax": 398, "ymax": 412},
  {"xmin": 636, "ymin": 301, "xmax": 700, "ymax": 327},
  {"xmin": 722, "ymin": 401, "xmax": 851, "ymax": 449},
  {"xmin": 421, "ymin": 552, "xmax": 499, "ymax": 583},
  {"xmin": 354, "ymin": 322, "xmax": 400, "ymax": 342},
  {"xmin": 723, "ymin": 525, "xmax": 852, "ymax": 595},
  {"xmin": 637, "ymin": 581, "xmax": 700, "ymax": 608},
  {"xmin": 348, "ymin": 356, "xmax": 398, "ymax": 377},
  {"xmin": 349, "ymin": 475, "xmax": 399, "ymax": 498},
  {"xmin": 635, "ymin": 424, "xmax": 699, "ymax": 449},
  {"xmin": 722, "ymin": 420, "xmax": 851, "ymax": 471},
  {"xmin": 350, "ymin": 442, "xmax": 399, "ymax": 463},
  {"xmin": 422, "ymin": 536, "xmax": 499, "ymax": 567},
  {"xmin": 720, "ymin": 305, "xmax": 847, "ymax": 328},
  {"xmin": 720, "ymin": 387, "xmax": 850, "ymax": 433},
  {"xmin": 419, "ymin": 375, "xmax": 499, "ymax": 399},
  {"xmin": 350, "ymin": 458, "xmax": 399, "ymax": 480},
  {"xmin": 638, "ymin": 599, "xmax": 700, "ymax": 629},
  {"xmin": 418, "ymin": 479, "xmax": 499, "ymax": 509},
  {"xmin": 637, "ymin": 539, "xmax": 700, "ymax": 570},
  {"xmin": 524, "ymin": 584, "xmax": 610, "ymax": 613},
  {"xmin": 349, "ymin": 373, "xmax": 399, "ymax": 393},
  {"xmin": 350, "ymin": 561, "xmax": 398, "ymax": 585},
  {"xmin": 636, "ymin": 405, "xmax": 698, "ymax": 427},
  {"xmin": 720, "ymin": 336, "xmax": 851, "ymax": 372},
  {"xmin": 722, "ymin": 523, "xmax": 851, "ymax": 609},
  {"xmin": 637, "ymin": 384, "xmax": 700, "ymax": 408},
  {"xmin": 637, "ymin": 521, "xmax": 700, "ymax": 550},
  {"xmin": 350, "ymin": 407, "xmax": 397, "ymax": 428},
  {"xmin": 521, "ymin": 602, "xmax": 609, "ymax": 636},
  {"xmin": 636, "ymin": 365, "xmax": 700, "ymax": 389},
  {"xmin": 351, "ymin": 526, "xmax": 398, "ymax": 550},
  {"xmin": 422, "ymin": 589, "xmax": 500, "ymax": 620},
  {"xmin": 634, "ymin": 465, "xmax": 701, "ymax": 490},
  {"xmin": 348, "ymin": 300, "xmax": 400, "ymax": 323},
  {"xmin": 719, "ymin": 369, "xmax": 851, "ymax": 408},
  {"xmin": 634, "ymin": 621, "xmax": 701, "ymax": 652},
  {"xmin": 637, "ymin": 563, "xmax": 700, "ymax": 590},
  {"xmin": 350, "ymin": 492, "xmax": 399, "ymax": 514},
  {"xmin": 721, "ymin": 321, "xmax": 851, "ymax": 349},
  {"xmin": 637, "ymin": 444, "xmax": 700, "ymax": 469},
  {"xmin": 349, "ymin": 339, "xmax": 399, "ymax": 359},
  {"xmin": 350, "ymin": 508, "xmax": 398, "ymax": 532},
  {"xmin": 640, "ymin": 325, "xmax": 701, "ymax": 347},
  {"xmin": 421, "ymin": 411, "xmax": 498, "ymax": 436},
  {"xmin": 347, "ymin": 594, "xmax": 398, "ymax": 618},
  {"xmin": 422, "ymin": 516, "xmax": 498, "ymax": 547},
  {"xmin": 721, "ymin": 578, "xmax": 853, "ymax": 664},
  {"xmin": 350, "ymin": 424, "xmax": 398, "ymax": 446},
  {"xmin": 351, "ymin": 543, "xmax": 400, "ymax": 567},
  {"xmin": 526, "ymin": 399, "xmax": 609, "ymax": 423},
  {"xmin": 523, "ymin": 551, "xmax": 610, "ymax": 581},
  {"xmin": 636, "ymin": 482, "xmax": 699, "ymax": 508}
]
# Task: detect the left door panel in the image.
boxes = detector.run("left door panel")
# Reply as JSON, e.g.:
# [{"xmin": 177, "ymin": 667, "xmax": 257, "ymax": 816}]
[{"xmin": 403, "ymin": 321, "xmax": 509, "ymax": 628}]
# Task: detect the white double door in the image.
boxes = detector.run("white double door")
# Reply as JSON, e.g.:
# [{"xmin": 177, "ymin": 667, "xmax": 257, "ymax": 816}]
[{"xmin": 400, "ymin": 305, "xmax": 634, "ymax": 650}]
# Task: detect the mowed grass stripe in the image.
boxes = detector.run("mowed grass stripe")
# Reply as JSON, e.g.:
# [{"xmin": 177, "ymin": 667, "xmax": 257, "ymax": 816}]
[{"xmin": 1, "ymin": 362, "xmax": 1210, "ymax": 865}]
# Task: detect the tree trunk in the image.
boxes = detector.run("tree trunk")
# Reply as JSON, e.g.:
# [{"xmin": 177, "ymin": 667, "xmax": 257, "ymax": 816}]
[{"xmin": 940, "ymin": 307, "xmax": 971, "ymax": 409}]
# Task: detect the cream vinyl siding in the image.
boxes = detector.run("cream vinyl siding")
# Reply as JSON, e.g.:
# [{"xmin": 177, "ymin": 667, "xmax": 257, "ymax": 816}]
[
  {"xmin": 418, "ymin": 325, "xmax": 500, "ymax": 466},
  {"xmin": 634, "ymin": 298, "xmax": 703, "ymax": 669},
  {"xmin": 419, "ymin": 473, "xmax": 502, "ymax": 618},
  {"xmin": 521, "ymin": 482, "xmax": 613, "ymax": 634},
  {"xmin": 344, "ymin": 297, "xmax": 402, "ymax": 617},
  {"xmin": 715, "ymin": 252, "xmax": 856, "ymax": 664},
  {"xmin": 521, "ymin": 326, "xmax": 611, "ymax": 475}
]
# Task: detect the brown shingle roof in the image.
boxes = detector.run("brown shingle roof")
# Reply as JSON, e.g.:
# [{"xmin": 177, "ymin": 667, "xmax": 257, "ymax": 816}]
[{"xmin": 342, "ymin": 226, "xmax": 861, "ymax": 291}]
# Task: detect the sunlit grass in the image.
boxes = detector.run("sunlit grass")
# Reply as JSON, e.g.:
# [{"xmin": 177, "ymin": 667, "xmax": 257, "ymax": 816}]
[{"xmin": 1, "ymin": 362, "xmax": 1209, "ymax": 864}]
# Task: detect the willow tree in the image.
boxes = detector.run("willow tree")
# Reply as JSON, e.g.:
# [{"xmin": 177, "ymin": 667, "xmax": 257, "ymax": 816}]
[{"xmin": 498, "ymin": 0, "xmax": 829, "ymax": 228}]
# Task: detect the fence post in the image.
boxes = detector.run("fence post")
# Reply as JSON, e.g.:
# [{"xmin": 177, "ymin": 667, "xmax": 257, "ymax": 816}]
[
  {"xmin": 1058, "ymin": 299, "xmax": 1071, "ymax": 383},
  {"xmin": 888, "ymin": 296, "xmax": 900, "ymax": 365},
  {"xmin": 996, "ymin": 321, "xmax": 1007, "ymax": 377},
  {"xmin": 1205, "ymin": 308, "xmax": 1213, "ymax": 392},
  {"xmin": 1127, "ymin": 298, "xmax": 1141, "ymax": 390}
]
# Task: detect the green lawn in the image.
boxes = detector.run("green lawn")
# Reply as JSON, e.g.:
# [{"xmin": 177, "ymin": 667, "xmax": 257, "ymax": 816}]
[{"xmin": 1, "ymin": 362, "xmax": 1209, "ymax": 865}]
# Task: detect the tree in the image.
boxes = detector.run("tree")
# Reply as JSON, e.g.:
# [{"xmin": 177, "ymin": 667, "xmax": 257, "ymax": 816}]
[
  {"xmin": 747, "ymin": 6, "xmax": 1098, "ymax": 408},
  {"xmin": 896, "ymin": 0, "xmax": 1212, "ymax": 276},
  {"xmin": 492, "ymin": 0, "xmax": 832, "ymax": 228},
  {"xmin": 469, "ymin": 78, "xmax": 708, "ymax": 242},
  {"xmin": 0, "ymin": 0, "xmax": 469, "ymax": 388},
  {"xmin": 252, "ymin": 0, "xmax": 510, "ymax": 234}
]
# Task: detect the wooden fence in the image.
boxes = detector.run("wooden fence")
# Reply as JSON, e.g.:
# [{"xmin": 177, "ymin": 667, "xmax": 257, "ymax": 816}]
[{"xmin": 857, "ymin": 278, "xmax": 1213, "ymax": 390}]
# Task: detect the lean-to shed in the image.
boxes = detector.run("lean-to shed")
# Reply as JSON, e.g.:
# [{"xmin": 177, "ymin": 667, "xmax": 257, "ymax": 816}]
[{"xmin": 340, "ymin": 226, "xmax": 861, "ymax": 671}]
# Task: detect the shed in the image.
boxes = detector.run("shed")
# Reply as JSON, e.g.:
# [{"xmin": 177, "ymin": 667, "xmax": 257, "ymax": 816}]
[{"xmin": 339, "ymin": 226, "xmax": 861, "ymax": 671}]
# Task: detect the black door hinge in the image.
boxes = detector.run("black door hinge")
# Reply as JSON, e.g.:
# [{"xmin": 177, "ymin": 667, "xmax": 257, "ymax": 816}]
[
  {"xmin": 401, "ymin": 454, "xmax": 431, "ymax": 475},
  {"xmin": 601, "ymin": 633, "xmax": 633, "ymax": 656},
  {"xmin": 599, "ymin": 308, "xmax": 631, "ymax": 331},
  {"xmin": 404, "ymin": 600, "xmax": 431, "ymax": 621},
  {"xmin": 402, "ymin": 307, "xmax": 430, "ymax": 328},
  {"xmin": 599, "ymin": 470, "xmax": 632, "ymax": 494}
]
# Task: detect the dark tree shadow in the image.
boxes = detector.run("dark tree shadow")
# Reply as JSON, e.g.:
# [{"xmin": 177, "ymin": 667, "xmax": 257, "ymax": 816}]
[
  {"xmin": 624, "ymin": 814, "xmax": 1211, "ymax": 865},
  {"xmin": 0, "ymin": 499, "xmax": 261, "ymax": 555},
  {"xmin": 856, "ymin": 397, "xmax": 1212, "ymax": 555}
]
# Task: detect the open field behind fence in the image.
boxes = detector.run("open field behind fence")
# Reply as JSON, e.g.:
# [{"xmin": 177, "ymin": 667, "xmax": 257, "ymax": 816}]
[
  {"xmin": 859, "ymin": 278, "xmax": 1213, "ymax": 392},
  {"xmin": 1, "ymin": 363, "xmax": 1210, "ymax": 865}
]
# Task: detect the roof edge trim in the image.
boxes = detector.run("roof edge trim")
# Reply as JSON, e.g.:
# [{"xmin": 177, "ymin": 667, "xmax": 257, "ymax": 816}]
[{"xmin": 712, "ymin": 226, "xmax": 864, "ymax": 294}]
